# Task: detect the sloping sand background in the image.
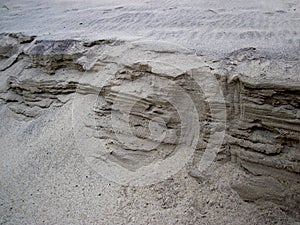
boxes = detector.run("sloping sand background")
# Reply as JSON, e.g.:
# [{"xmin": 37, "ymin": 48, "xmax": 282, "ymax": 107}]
[
  {"xmin": 0, "ymin": 1, "xmax": 300, "ymax": 224},
  {"xmin": 0, "ymin": 0, "xmax": 299, "ymax": 56}
]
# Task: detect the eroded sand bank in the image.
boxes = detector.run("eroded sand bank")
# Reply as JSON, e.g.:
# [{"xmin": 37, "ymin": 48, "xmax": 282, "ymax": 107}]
[{"xmin": 0, "ymin": 1, "xmax": 299, "ymax": 224}]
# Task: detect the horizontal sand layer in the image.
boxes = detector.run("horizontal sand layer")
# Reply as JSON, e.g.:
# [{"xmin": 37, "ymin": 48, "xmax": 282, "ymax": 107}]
[
  {"xmin": 0, "ymin": 0, "xmax": 299, "ymax": 56},
  {"xmin": 0, "ymin": 33, "xmax": 299, "ymax": 224}
]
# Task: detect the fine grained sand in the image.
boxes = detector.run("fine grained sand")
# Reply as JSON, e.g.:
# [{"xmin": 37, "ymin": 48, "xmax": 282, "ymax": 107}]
[
  {"xmin": 0, "ymin": 0, "xmax": 299, "ymax": 56},
  {"xmin": 0, "ymin": 1, "xmax": 300, "ymax": 225}
]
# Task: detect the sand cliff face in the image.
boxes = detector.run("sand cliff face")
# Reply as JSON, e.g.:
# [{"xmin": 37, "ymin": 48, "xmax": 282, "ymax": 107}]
[
  {"xmin": 0, "ymin": 33, "xmax": 299, "ymax": 223},
  {"xmin": 220, "ymin": 49, "xmax": 300, "ymax": 218}
]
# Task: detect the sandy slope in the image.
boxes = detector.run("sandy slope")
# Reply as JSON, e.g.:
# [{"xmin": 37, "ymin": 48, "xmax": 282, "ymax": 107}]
[
  {"xmin": 0, "ymin": 1, "xmax": 300, "ymax": 225},
  {"xmin": 0, "ymin": 0, "xmax": 299, "ymax": 56}
]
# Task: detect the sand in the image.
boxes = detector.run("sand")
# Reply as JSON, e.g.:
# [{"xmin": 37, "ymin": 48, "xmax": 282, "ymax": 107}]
[
  {"xmin": 0, "ymin": 0, "xmax": 299, "ymax": 56},
  {"xmin": 0, "ymin": 1, "xmax": 299, "ymax": 224}
]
